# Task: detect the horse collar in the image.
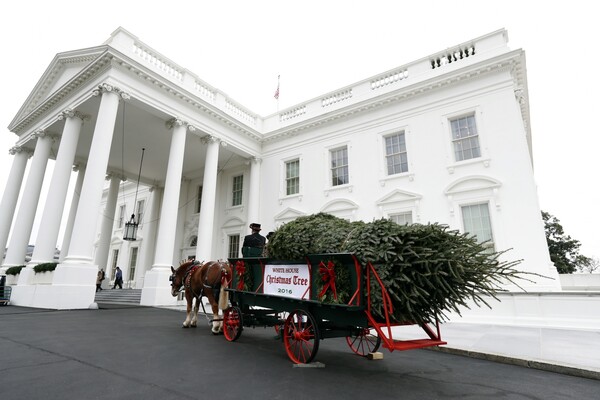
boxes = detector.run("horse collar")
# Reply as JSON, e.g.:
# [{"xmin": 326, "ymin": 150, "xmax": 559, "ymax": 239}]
[{"xmin": 184, "ymin": 264, "xmax": 201, "ymax": 289}]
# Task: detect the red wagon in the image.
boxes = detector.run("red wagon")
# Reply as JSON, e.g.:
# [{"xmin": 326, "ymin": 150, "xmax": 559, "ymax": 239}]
[{"xmin": 224, "ymin": 253, "xmax": 446, "ymax": 364}]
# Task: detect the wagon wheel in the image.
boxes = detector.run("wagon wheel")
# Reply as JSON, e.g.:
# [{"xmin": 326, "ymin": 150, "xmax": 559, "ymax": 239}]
[
  {"xmin": 283, "ymin": 309, "xmax": 320, "ymax": 364},
  {"xmin": 223, "ymin": 306, "xmax": 243, "ymax": 342},
  {"xmin": 346, "ymin": 327, "xmax": 381, "ymax": 356}
]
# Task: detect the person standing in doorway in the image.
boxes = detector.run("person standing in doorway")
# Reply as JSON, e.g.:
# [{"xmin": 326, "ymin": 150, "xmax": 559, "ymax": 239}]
[
  {"xmin": 242, "ymin": 223, "xmax": 266, "ymax": 257},
  {"xmin": 112, "ymin": 266, "xmax": 123, "ymax": 289},
  {"xmin": 96, "ymin": 269, "xmax": 105, "ymax": 292}
]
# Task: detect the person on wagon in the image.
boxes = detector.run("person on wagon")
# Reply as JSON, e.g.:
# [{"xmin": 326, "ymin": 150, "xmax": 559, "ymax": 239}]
[{"xmin": 241, "ymin": 223, "xmax": 266, "ymax": 257}]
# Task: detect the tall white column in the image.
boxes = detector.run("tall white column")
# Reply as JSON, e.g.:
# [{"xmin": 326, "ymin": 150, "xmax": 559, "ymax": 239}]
[
  {"xmin": 93, "ymin": 174, "xmax": 121, "ymax": 271},
  {"xmin": 49, "ymin": 84, "xmax": 124, "ymax": 310},
  {"xmin": 0, "ymin": 147, "xmax": 30, "ymax": 271},
  {"xmin": 59, "ymin": 165, "xmax": 85, "ymax": 262},
  {"xmin": 141, "ymin": 119, "xmax": 188, "ymax": 306},
  {"xmin": 136, "ymin": 186, "xmax": 160, "ymax": 289},
  {"xmin": 196, "ymin": 136, "xmax": 220, "ymax": 259},
  {"xmin": 246, "ymin": 157, "xmax": 262, "ymax": 227},
  {"xmin": 30, "ymin": 110, "xmax": 85, "ymax": 265},
  {"xmin": 61, "ymin": 85, "xmax": 122, "ymax": 265},
  {"xmin": 4, "ymin": 131, "xmax": 53, "ymax": 266}
]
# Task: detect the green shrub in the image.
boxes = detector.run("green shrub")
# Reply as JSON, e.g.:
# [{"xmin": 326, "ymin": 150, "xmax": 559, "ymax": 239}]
[
  {"xmin": 33, "ymin": 263, "xmax": 58, "ymax": 274},
  {"xmin": 5, "ymin": 266, "xmax": 25, "ymax": 275}
]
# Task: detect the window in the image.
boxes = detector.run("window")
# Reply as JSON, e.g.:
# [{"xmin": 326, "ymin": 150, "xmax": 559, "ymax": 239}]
[
  {"xmin": 190, "ymin": 236, "xmax": 197, "ymax": 247},
  {"xmin": 196, "ymin": 185, "xmax": 203, "ymax": 213},
  {"xmin": 385, "ymin": 132, "xmax": 408, "ymax": 175},
  {"xmin": 128, "ymin": 247, "xmax": 138, "ymax": 283},
  {"xmin": 330, "ymin": 147, "xmax": 349, "ymax": 186},
  {"xmin": 451, "ymin": 114, "xmax": 480, "ymax": 162},
  {"xmin": 232, "ymin": 175, "xmax": 243, "ymax": 206},
  {"xmin": 285, "ymin": 159, "xmax": 300, "ymax": 195},
  {"xmin": 389, "ymin": 212, "xmax": 413, "ymax": 225},
  {"xmin": 136, "ymin": 200, "xmax": 145, "ymax": 226},
  {"xmin": 228, "ymin": 234, "xmax": 240, "ymax": 259},
  {"xmin": 461, "ymin": 203, "xmax": 494, "ymax": 250},
  {"xmin": 110, "ymin": 249, "xmax": 119, "ymax": 279},
  {"xmin": 118, "ymin": 205, "xmax": 126, "ymax": 228}
]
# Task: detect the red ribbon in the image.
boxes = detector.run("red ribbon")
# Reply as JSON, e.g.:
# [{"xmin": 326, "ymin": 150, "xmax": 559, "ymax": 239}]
[
  {"xmin": 235, "ymin": 260, "xmax": 246, "ymax": 290},
  {"xmin": 318, "ymin": 261, "xmax": 337, "ymax": 300}
]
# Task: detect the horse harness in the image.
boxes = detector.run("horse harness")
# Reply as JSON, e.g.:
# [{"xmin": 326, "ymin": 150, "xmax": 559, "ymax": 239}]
[{"xmin": 184, "ymin": 260, "xmax": 230, "ymax": 300}]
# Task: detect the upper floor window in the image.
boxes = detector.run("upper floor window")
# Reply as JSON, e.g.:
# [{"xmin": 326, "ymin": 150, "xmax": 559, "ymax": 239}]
[
  {"xmin": 330, "ymin": 147, "xmax": 349, "ymax": 186},
  {"xmin": 451, "ymin": 114, "xmax": 480, "ymax": 162},
  {"xmin": 389, "ymin": 211, "xmax": 413, "ymax": 225},
  {"xmin": 385, "ymin": 132, "xmax": 408, "ymax": 175},
  {"xmin": 461, "ymin": 203, "xmax": 494, "ymax": 251},
  {"xmin": 285, "ymin": 159, "xmax": 300, "ymax": 195},
  {"xmin": 136, "ymin": 200, "xmax": 145, "ymax": 226},
  {"xmin": 118, "ymin": 205, "xmax": 126, "ymax": 228},
  {"xmin": 232, "ymin": 175, "xmax": 243, "ymax": 206},
  {"xmin": 196, "ymin": 185, "xmax": 203, "ymax": 213}
]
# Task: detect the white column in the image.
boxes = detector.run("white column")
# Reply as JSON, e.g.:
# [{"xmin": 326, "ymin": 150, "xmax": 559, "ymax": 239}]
[
  {"xmin": 49, "ymin": 84, "xmax": 124, "ymax": 310},
  {"xmin": 246, "ymin": 157, "xmax": 262, "ymax": 227},
  {"xmin": 4, "ymin": 131, "xmax": 53, "ymax": 266},
  {"xmin": 61, "ymin": 85, "xmax": 122, "ymax": 265},
  {"xmin": 30, "ymin": 110, "xmax": 85, "ymax": 265},
  {"xmin": 196, "ymin": 136, "xmax": 220, "ymax": 259},
  {"xmin": 0, "ymin": 147, "xmax": 30, "ymax": 272},
  {"xmin": 136, "ymin": 186, "xmax": 160, "ymax": 289},
  {"xmin": 93, "ymin": 174, "xmax": 121, "ymax": 272},
  {"xmin": 59, "ymin": 165, "xmax": 85, "ymax": 262},
  {"xmin": 141, "ymin": 119, "xmax": 188, "ymax": 306}
]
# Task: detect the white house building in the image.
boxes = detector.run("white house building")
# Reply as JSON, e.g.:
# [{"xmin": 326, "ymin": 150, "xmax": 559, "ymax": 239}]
[{"xmin": 0, "ymin": 27, "xmax": 562, "ymax": 311}]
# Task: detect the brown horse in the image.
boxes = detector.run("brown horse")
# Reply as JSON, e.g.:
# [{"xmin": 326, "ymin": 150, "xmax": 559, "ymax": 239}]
[{"xmin": 170, "ymin": 259, "xmax": 232, "ymax": 333}]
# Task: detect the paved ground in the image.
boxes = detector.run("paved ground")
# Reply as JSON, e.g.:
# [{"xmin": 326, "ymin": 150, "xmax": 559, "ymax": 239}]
[{"xmin": 1, "ymin": 304, "xmax": 599, "ymax": 400}]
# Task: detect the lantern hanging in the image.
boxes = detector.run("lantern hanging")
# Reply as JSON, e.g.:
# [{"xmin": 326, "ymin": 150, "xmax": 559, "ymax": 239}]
[{"xmin": 124, "ymin": 147, "xmax": 145, "ymax": 241}]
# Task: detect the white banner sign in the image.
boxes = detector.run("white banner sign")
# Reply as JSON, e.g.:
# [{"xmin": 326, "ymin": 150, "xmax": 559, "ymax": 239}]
[{"xmin": 263, "ymin": 264, "xmax": 310, "ymax": 299}]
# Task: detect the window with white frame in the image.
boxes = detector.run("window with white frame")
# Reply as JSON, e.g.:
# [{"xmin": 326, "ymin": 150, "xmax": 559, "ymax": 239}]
[
  {"xmin": 450, "ymin": 114, "xmax": 481, "ymax": 162},
  {"xmin": 330, "ymin": 147, "xmax": 349, "ymax": 186},
  {"xmin": 385, "ymin": 132, "xmax": 408, "ymax": 175},
  {"xmin": 110, "ymin": 249, "xmax": 119, "ymax": 280},
  {"xmin": 389, "ymin": 211, "xmax": 413, "ymax": 225},
  {"xmin": 228, "ymin": 234, "xmax": 240, "ymax": 259},
  {"xmin": 118, "ymin": 205, "xmax": 126, "ymax": 228},
  {"xmin": 136, "ymin": 200, "xmax": 145, "ymax": 227},
  {"xmin": 285, "ymin": 159, "xmax": 300, "ymax": 195},
  {"xmin": 128, "ymin": 247, "xmax": 138, "ymax": 283},
  {"xmin": 196, "ymin": 185, "xmax": 203, "ymax": 213},
  {"xmin": 232, "ymin": 175, "xmax": 243, "ymax": 206},
  {"xmin": 461, "ymin": 203, "xmax": 494, "ymax": 250}
]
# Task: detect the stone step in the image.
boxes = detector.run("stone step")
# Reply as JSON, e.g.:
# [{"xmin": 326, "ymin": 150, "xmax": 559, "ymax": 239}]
[{"xmin": 94, "ymin": 289, "xmax": 142, "ymax": 305}]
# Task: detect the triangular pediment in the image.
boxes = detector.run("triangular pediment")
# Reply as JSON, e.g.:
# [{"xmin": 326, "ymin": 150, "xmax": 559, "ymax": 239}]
[
  {"xmin": 9, "ymin": 46, "xmax": 107, "ymax": 129},
  {"xmin": 274, "ymin": 207, "xmax": 307, "ymax": 221},
  {"xmin": 444, "ymin": 175, "xmax": 501, "ymax": 195},
  {"xmin": 222, "ymin": 217, "xmax": 244, "ymax": 228},
  {"xmin": 376, "ymin": 189, "xmax": 422, "ymax": 206}
]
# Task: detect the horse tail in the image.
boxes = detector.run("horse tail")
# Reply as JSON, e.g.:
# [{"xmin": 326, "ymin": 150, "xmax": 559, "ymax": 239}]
[{"xmin": 218, "ymin": 263, "xmax": 230, "ymax": 311}]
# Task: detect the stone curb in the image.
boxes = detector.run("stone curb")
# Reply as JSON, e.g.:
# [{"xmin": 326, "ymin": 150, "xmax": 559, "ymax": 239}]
[{"xmin": 428, "ymin": 346, "xmax": 600, "ymax": 381}]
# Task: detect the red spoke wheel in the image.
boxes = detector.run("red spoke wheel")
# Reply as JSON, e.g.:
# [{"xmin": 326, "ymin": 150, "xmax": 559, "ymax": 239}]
[
  {"xmin": 223, "ymin": 306, "xmax": 243, "ymax": 342},
  {"xmin": 283, "ymin": 309, "xmax": 320, "ymax": 364},
  {"xmin": 346, "ymin": 327, "xmax": 381, "ymax": 356}
]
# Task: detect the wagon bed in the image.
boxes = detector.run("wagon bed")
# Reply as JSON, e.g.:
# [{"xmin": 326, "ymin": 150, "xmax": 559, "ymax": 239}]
[{"xmin": 224, "ymin": 253, "xmax": 446, "ymax": 364}]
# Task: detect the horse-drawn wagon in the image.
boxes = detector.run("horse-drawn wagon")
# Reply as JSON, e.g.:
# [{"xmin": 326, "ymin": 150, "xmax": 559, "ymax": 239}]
[{"xmin": 223, "ymin": 253, "xmax": 446, "ymax": 364}]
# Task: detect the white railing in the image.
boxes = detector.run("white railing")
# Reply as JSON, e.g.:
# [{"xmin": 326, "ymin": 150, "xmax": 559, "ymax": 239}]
[
  {"xmin": 225, "ymin": 100, "xmax": 257, "ymax": 126},
  {"xmin": 430, "ymin": 45, "xmax": 476, "ymax": 70},
  {"xmin": 194, "ymin": 81, "xmax": 216, "ymax": 102},
  {"xmin": 132, "ymin": 43, "xmax": 184, "ymax": 82},
  {"xmin": 279, "ymin": 106, "xmax": 307, "ymax": 122},
  {"xmin": 370, "ymin": 69, "xmax": 409, "ymax": 90},
  {"xmin": 322, "ymin": 89, "xmax": 353, "ymax": 107}
]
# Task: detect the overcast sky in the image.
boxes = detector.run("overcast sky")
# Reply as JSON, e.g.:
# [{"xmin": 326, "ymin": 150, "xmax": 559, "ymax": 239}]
[{"xmin": 1, "ymin": 0, "xmax": 598, "ymax": 260}]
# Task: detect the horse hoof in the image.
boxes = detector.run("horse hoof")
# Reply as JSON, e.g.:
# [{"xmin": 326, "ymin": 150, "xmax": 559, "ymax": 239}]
[
  {"xmin": 191, "ymin": 324, "xmax": 197, "ymax": 328},
  {"xmin": 182, "ymin": 325, "xmax": 189, "ymax": 329}
]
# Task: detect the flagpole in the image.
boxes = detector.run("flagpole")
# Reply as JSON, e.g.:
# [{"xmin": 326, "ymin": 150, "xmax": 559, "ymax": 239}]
[{"xmin": 275, "ymin": 74, "xmax": 280, "ymax": 112}]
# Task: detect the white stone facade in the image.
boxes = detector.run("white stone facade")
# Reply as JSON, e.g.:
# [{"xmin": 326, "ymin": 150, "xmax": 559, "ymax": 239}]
[{"xmin": 0, "ymin": 27, "xmax": 561, "ymax": 310}]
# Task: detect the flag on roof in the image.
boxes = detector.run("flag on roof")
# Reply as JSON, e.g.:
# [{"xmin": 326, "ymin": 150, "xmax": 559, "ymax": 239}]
[{"xmin": 274, "ymin": 75, "xmax": 280, "ymax": 100}]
